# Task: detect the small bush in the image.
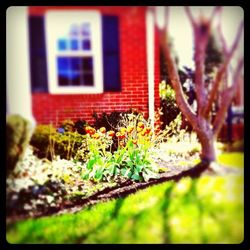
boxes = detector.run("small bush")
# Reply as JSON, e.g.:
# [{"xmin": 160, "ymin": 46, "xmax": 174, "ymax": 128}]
[
  {"xmin": 6, "ymin": 115, "xmax": 32, "ymax": 176},
  {"xmin": 159, "ymin": 81, "xmax": 180, "ymax": 128},
  {"xmin": 30, "ymin": 125, "xmax": 88, "ymax": 161},
  {"xmin": 29, "ymin": 125, "xmax": 56, "ymax": 160}
]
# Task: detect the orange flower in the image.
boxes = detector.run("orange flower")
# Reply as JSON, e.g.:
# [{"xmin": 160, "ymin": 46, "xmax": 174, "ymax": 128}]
[
  {"xmin": 116, "ymin": 132, "xmax": 125, "ymax": 139},
  {"xmin": 91, "ymin": 133, "xmax": 100, "ymax": 139},
  {"xmin": 107, "ymin": 130, "xmax": 115, "ymax": 137},
  {"xmin": 99, "ymin": 127, "xmax": 106, "ymax": 134},
  {"xmin": 145, "ymin": 127, "xmax": 151, "ymax": 134},
  {"xmin": 137, "ymin": 122, "xmax": 144, "ymax": 129},
  {"xmin": 132, "ymin": 139, "xmax": 137, "ymax": 145},
  {"xmin": 126, "ymin": 126, "xmax": 134, "ymax": 134},
  {"xmin": 85, "ymin": 126, "xmax": 96, "ymax": 135},
  {"xmin": 154, "ymin": 128, "xmax": 160, "ymax": 134}
]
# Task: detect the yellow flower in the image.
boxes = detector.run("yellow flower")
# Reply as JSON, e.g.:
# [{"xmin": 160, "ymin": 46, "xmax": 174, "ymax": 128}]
[
  {"xmin": 126, "ymin": 126, "xmax": 134, "ymax": 134},
  {"xmin": 145, "ymin": 127, "xmax": 151, "ymax": 134},
  {"xmin": 107, "ymin": 130, "xmax": 115, "ymax": 137},
  {"xmin": 91, "ymin": 133, "xmax": 100, "ymax": 139},
  {"xmin": 120, "ymin": 127, "xmax": 127, "ymax": 134},
  {"xmin": 132, "ymin": 139, "xmax": 137, "ymax": 145},
  {"xmin": 99, "ymin": 127, "xmax": 106, "ymax": 133},
  {"xmin": 116, "ymin": 132, "xmax": 125, "ymax": 139},
  {"xmin": 85, "ymin": 126, "xmax": 96, "ymax": 135},
  {"xmin": 137, "ymin": 126, "xmax": 143, "ymax": 133},
  {"xmin": 137, "ymin": 122, "xmax": 144, "ymax": 129}
]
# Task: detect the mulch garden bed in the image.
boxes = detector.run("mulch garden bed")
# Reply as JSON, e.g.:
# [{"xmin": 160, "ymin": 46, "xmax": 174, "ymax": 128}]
[{"xmin": 6, "ymin": 154, "xmax": 239, "ymax": 225}]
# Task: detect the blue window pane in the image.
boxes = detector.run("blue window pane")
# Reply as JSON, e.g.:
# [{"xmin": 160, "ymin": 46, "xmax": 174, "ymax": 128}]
[
  {"xmin": 71, "ymin": 73, "xmax": 82, "ymax": 86},
  {"xmin": 70, "ymin": 57, "xmax": 81, "ymax": 71},
  {"xmin": 70, "ymin": 40, "xmax": 78, "ymax": 50},
  {"xmin": 81, "ymin": 23, "xmax": 90, "ymax": 36},
  {"xmin": 66, "ymin": 71, "xmax": 80, "ymax": 80},
  {"xmin": 81, "ymin": 57, "xmax": 93, "ymax": 71},
  {"xmin": 57, "ymin": 57, "xmax": 69, "ymax": 71},
  {"xmin": 82, "ymin": 39, "xmax": 91, "ymax": 50},
  {"xmin": 83, "ymin": 73, "xmax": 94, "ymax": 86},
  {"xmin": 58, "ymin": 71, "xmax": 81, "ymax": 86},
  {"xmin": 58, "ymin": 73, "xmax": 69, "ymax": 86},
  {"xmin": 58, "ymin": 39, "xmax": 67, "ymax": 51}
]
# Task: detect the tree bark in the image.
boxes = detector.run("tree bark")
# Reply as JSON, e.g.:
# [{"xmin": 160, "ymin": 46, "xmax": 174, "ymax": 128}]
[
  {"xmin": 197, "ymin": 130, "xmax": 216, "ymax": 163},
  {"xmin": 156, "ymin": 6, "xmax": 243, "ymax": 170}
]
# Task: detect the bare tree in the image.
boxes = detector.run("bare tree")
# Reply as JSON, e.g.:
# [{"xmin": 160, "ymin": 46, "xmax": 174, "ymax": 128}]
[{"xmin": 155, "ymin": 7, "xmax": 243, "ymax": 170}]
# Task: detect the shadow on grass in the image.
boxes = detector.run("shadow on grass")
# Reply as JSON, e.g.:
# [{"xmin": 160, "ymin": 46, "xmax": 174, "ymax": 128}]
[
  {"xmin": 73, "ymin": 198, "xmax": 125, "ymax": 243},
  {"xmin": 160, "ymin": 184, "xmax": 174, "ymax": 243}
]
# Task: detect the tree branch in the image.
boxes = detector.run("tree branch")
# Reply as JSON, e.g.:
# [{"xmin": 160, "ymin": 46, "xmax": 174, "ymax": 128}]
[
  {"xmin": 217, "ymin": 8, "xmax": 228, "ymax": 54},
  {"xmin": 158, "ymin": 28, "xmax": 199, "ymax": 128},
  {"xmin": 213, "ymin": 58, "xmax": 244, "ymax": 137},
  {"xmin": 185, "ymin": 6, "xmax": 197, "ymax": 27},
  {"xmin": 204, "ymin": 20, "xmax": 244, "ymax": 117},
  {"xmin": 186, "ymin": 7, "xmax": 213, "ymax": 117},
  {"xmin": 209, "ymin": 6, "xmax": 221, "ymax": 23}
]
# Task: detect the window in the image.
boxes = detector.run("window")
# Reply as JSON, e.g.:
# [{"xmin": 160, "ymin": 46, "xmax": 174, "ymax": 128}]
[{"xmin": 45, "ymin": 11, "xmax": 103, "ymax": 94}]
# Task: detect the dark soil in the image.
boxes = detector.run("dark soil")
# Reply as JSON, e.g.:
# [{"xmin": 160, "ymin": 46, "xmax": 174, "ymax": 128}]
[{"xmin": 6, "ymin": 160, "xmax": 239, "ymax": 225}]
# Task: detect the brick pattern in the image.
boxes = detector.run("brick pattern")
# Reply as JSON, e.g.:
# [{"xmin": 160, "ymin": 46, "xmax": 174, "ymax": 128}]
[{"xmin": 30, "ymin": 6, "xmax": 160, "ymax": 126}]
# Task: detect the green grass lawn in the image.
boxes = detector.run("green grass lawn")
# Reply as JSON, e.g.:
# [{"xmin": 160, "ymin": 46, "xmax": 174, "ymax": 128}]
[{"xmin": 6, "ymin": 152, "xmax": 244, "ymax": 244}]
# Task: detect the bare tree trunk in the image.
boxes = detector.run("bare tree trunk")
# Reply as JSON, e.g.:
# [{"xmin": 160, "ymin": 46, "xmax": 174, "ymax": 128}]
[
  {"xmin": 154, "ymin": 6, "xmax": 243, "ymax": 172},
  {"xmin": 197, "ymin": 129, "xmax": 216, "ymax": 162},
  {"xmin": 192, "ymin": 116, "xmax": 216, "ymax": 163}
]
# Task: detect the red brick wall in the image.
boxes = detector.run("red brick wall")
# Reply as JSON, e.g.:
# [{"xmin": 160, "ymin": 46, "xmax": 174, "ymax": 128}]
[{"xmin": 30, "ymin": 6, "xmax": 160, "ymax": 126}]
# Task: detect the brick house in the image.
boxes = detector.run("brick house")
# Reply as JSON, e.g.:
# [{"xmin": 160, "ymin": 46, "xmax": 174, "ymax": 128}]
[
  {"xmin": 7, "ymin": 6, "xmax": 160, "ymax": 126},
  {"xmin": 6, "ymin": 6, "xmax": 243, "ymax": 141}
]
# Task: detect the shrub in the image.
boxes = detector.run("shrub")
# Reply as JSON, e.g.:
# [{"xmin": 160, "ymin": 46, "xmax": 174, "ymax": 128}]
[
  {"xmin": 6, "ymin": 115, "xmax": 32, "ymax": 176},
  {"xmin": 30, "ymin": 125, "xmax": 56, "ymax": 160},
  {"xmin": 159, "ymin": 81, "xmax": 180, "ymax": 128},
  {"xmin": 30, "ymin": 125, "xmax": 88, "ymax": 161}
]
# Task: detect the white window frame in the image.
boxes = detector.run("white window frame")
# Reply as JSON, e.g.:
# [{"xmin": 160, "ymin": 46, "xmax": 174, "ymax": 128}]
[{"xmin": 45, "ymin": 10, "xmax": 103, "ymax": 94}]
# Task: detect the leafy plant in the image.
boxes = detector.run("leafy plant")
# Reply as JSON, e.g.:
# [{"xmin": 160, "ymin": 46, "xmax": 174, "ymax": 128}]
[
  {"xmin": 81, "ymin": 126, "xmax": 119, "ymax": 182},
  {"xmin": 159, "ymin": 81, "xmax": 180, "ymax": 128},
  {"xmin": 81, "ymin": 110, "xmax": 186, "ymax": 183},
  {"xmin": 30, "ymin": 125, "xmax": 88, "ymax": 161}
]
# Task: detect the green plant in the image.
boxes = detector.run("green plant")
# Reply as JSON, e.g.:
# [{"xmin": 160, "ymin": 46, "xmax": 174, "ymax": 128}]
[
  {"xmin": 6, "ymin": 114, "xmax": 32, "ymax": 176},
  {"xmin": 81, "ymin": 110, "xmax": 186, "ymax": 183},
  {"xmin": 60, "ymin": 119, "xmax": 75, "ymax": 132},
  {"xmin": 81, "ymin": 126, "xmax": 119, "ymax": 182},
  {"xmin": 30, "ymin": 125, "xmax": 88, "ymax": 161},
  {"xmin": 159, "ymin": 81, "xmax": 180, "ymax": 128},
  {"xmin": 82, "ymin": 114, "xmax": 153, "ymax": 182},
  {"xmin": 30, "ymin": 125, "xmax": 56, "ymax": 160}
]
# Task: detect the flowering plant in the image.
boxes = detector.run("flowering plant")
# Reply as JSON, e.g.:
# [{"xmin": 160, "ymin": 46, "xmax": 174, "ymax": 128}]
[{"xmin": 81, "ymin": 111, "xmax": 184, "ymax": 183}]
